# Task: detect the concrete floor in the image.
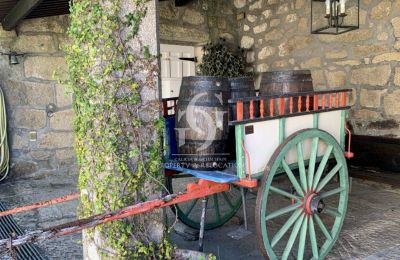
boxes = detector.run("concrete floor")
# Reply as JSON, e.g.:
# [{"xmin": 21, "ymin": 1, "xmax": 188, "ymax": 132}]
[{"xmin": 0, "ymin": 169, "xmax": 399, "ymax": 259}]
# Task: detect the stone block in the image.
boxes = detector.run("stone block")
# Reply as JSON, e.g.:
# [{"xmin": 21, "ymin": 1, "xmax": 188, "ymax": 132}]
[
  {"xmin": 31, "ymin": 150, "xmax": 53, "ymax": 160},
  {"xmin": 265, "ymin": 29, "xmax": 283, "ymax": 41},
  {"xmin": 160, "ymin": 24, "xmax": 209, "ymax": 43},
  {"xmin": 256, "ymin": 63, "xmax": 269, "ymax": 73},
  {"xmin": 0, "ymin": 26, "xmax": 16, "ymax": 38},
  {"xmin": 334, "ymin": 60, "xmax": 361, "ymax": 66},
  {"xmin": 13, "ymin": 108, "xmax": 46, "ymax": 129},
  {"xmin": 350, "ymin": 65, "xmax": 391, "ymax": 86},
  {"xmin": 182, "ymin": 9, "xmax": 204, "ymax": 25},
  {"xmin": 159, "ymin": 2, "xmax": 179, "ymax": 20},
  {"xmin": 16, "ymin": 16, "xmax": 67, "ymax": 33},
  {"xmin": 56, "ymin": 148, "xmax": 76, "ymax": 161},
  {"xmin": 263, "ymin": 10, "xmax": 272, "ymax": 19},
  {"xmin": 370, "ymin": 1, "xmax": 391, "ymax": 20},
  {"xmin": 298, "ymin": 18, "xmax": 308, "ymax": 32},
  {"xmin": 286, "ymin": 14, "xmax": 298, "ymax": 23},
  {"xmin": 253, "ymin": 23, "xmax": 267, "ymax": 34},
  {"xmin": 276, "ymin": 4, "xmax": 289, "ymax": 14},
  {"xmin": 56, "ymin": 84, "xmax": 73, "ymax": 107},
  {"xmin": 11, "ymin": 132, "xmax": 28, "ymax": 149},
  {"xmin": 319, "ymin": 29, "xmax": 372, "ymax": 43},
  {"xmin": 50, "ymin": 109, "xmax": 74, "ymax": 130},
  {"xmin": 300, "ymin": 57, "xmax": 321, "ymax": 69},
  {"xmin": 325, "ymin": 50, "xmax": 348, "ymax": 59},
  {"xmin": 247, "ymin": 15, "xmax": 257, "ymax": 23},
  {"xmin": 234, "ymin": 0, "xmax": 246, "ymax": 9},
  {"xmin": 360, "ymin": 89, "xmax": 384, "ymax": 108},
  {"xmin": 270, "ymin": 19, "xmax": 281, "ymax": 27},
  {"xmin": 377, "ymin": 32, "xmax": 389, "ymax": 41},
  {"xmin": 384, "ymin": 90, "xmax": 400, "ymax": 116},
  {"xmin": 4, "ymin": 80, "xmax": 54, "ymax": 107},
  {"xmin": 311, "ymin": 70, "xmax": 325, "ymax": 86},
  {"xmin": 38, "ymin": 132, "xmax": 75, "ymax": 149},
  {"xmin": 295, "ymin": 0, "xmax": 305, "ymax": 10},
  {"xmin": 13, "ymin": 35, "xmax": 57, "ymax": 53},
  {"xmin": 278, "ymin": 36, "xmax": 312, "ymax": 56},
  {"xmin": 11, "ymin": 160, "xmax": 38, "ymax": 177},
  {"xmin": 354, "ymin": 45, "xmax": 388, "ymax": 57},
  {"xmin": 324, "ymin": 71, "xmax": 347, "ymax": 88},
  {"xmin": 372, "ymin": 52, "xmax": 400, "ymax": 64},
  {"xmin": 24, "ymin": 56, "xmax": 67, "ymax": 81},
  {"xmin": 272, "ymin": 60, "xmax": 289, "ymax": 68},
  {"xmin": 394, "ymin": 67, "xmax": 400, "ymax": 86},
  {"xmin": 249, "ymin": 0, "xmax": 262, "ymax": 10},
  {"xmin": 258, "ymin": 46, "xmax": 275, "ymax": 60},
  {"xmin": 241, "ymin": 36, "xmax": 254, "ymax": 49},
  {"xmin": 351, "ymin": 109, "xmax": 380, "ymax": 120}
]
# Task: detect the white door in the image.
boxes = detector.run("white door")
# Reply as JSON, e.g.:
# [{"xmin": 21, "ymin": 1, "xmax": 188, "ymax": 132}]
[{"xmin": 160, "ymin": 44, "xmax": 196, "ymax": 98}]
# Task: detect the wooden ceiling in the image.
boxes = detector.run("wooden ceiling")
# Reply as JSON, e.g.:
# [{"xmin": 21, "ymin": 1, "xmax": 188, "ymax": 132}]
[{"xmin": 0, "ymin": 0, "xmax": 70, "ymax": 30}]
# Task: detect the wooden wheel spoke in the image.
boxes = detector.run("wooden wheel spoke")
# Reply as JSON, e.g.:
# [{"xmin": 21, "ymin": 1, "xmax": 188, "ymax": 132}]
[
  {"xmin": 323, "ymin": 207, "xmax": 342, "ymax": 218},
  {"xmin": 316, "ymin": 163, "xmax": 343, "ymax": 192},
  {"xmin": 213, "ymin": 194, "xmax": 221, "ymax": 222},
  {"xmin": 297, "ymin": 142, "xmax": 308, "ymax": 192},
  {"xmin": 266, "ymin": 202, "xmax": 303, "ymax": 221},
  {"xmin": 184, "ymin": 198, "xmax": 198, "ymax": 216},
  {"xmin": 271, "ymin": 209, "xmax": 303, "ymax": 248},
  {"xmin": 308, "ymin": 137, "xmax": 319, "ymax": 189},
  {"xmin": 309, "ymin": 216, "xmax": 319, "ymax": 259},
  {"xmin": 297, "ymin": 215, "xmax": 309, "ymax": 260},
  {"xmin": 222, "ymin": 192, "xmax": 235, "ymax": 210},
  {"xmin": 314, "ymin": 215, "xmax": 332, "ymax": 241},
  {"xmin": 270, "ymin": 186, "xmax": 302, "ymax": 202},
  {"xmin": 282, "ymin": 159, "xmax": 304, "ymax": 197},
  {"xmin": 281, "ymin": 214, "xmax": 305, "ymax": 260},
  {"xmin": 320, "ymin": 187, "xmax": 345, "ymax": 199},
  {"xmin": 312, "ymin": 145, "xmax": 333, "ymax": 190}
]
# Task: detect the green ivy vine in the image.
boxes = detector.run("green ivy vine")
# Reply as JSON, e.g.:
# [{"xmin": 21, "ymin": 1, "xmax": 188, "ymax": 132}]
[{"xmin": 65, "ymin": 0, "xmax": 173, "ymax": 258}]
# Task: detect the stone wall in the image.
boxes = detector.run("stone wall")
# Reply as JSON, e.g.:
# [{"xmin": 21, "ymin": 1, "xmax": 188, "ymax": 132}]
[
  {"xmin": 236, "ymin": 0, "xmax": 400, "ymax": 137},
  {"xmin": 160, "ymin": 0, "xmax": 239, "ymax": 46},
  {"xmin": 0, "ymin": 15, "xmax": 75, "ymax": 177}
]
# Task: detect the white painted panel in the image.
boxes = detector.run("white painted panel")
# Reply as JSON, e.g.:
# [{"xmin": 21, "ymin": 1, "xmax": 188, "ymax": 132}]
[
  {"xmin": 243, "ymin": 120, "xmax": 280, "ymax": 175},
  {"xmin": 243, "ymin": 112, "xmax": 343, "ymax": 176}
]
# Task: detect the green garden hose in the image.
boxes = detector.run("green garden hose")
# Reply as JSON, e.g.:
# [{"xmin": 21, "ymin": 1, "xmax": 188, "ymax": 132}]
[{"xmin": 0, "ymin": 87, "xmax": 9, "ymax": 182}]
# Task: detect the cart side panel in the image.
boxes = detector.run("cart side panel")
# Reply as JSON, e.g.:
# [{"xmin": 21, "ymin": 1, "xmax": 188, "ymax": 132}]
[{"xmin": 243, "ymin": 110, "xmax": 344, "ymax": 176}]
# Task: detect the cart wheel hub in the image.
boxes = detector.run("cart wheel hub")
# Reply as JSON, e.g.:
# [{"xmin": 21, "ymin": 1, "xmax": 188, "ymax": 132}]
[{"xmin": 305, "ymin": 193, "xmax": 325, "ymax": 215}]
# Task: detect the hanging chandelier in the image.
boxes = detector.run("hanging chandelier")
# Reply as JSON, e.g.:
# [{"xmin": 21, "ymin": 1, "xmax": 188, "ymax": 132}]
[{"xmin": 311, "ymin": 0, "xmax": 359, "ymax": 35}]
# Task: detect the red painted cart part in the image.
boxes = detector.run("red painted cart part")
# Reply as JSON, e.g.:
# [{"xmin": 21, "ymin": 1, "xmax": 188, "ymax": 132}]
[
  {"xmin": 305, "ymin": 193, "xmax": 317, "ymax": 215},
  {"xmin": 234, "ymin": 179, "xmax": 258, "ymax": 188},
  {"xmin": 0, "ymin": 192, "xmax": 80, "ymax": 218},
  {"xmin": 236, "ymin": 101, "xmax": 244, "ymax": 121},
  {"xmin": 0, "ymin": 181, "xmax": 229, "ymax": 249},
  {"xmin": 241, "ymin": 140, "xmax": 251, "ymax": 178},
  {"xmin": 344, "ymin": 124, "xmax": 354, "ymax": 159}
]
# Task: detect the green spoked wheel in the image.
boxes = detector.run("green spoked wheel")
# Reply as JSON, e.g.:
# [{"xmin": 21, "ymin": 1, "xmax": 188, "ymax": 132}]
[
  {"xmin": 256, "ymin": 129, "xmax": 349, "ymax": 260},
  {"xmin": 166, "ymin": 174, "xmax": 243, "ymax": 230}
]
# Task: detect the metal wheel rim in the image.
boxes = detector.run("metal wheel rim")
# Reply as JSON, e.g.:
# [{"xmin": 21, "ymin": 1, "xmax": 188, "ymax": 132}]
[{"xmin": 256, "ymin": 129, "xmax": 349, "ymax": 260}]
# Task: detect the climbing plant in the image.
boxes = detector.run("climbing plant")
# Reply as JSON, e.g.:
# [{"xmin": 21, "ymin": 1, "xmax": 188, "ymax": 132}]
[{"xmin": 65, "ymin": 0, "xmax": 173, "ymax": 258}]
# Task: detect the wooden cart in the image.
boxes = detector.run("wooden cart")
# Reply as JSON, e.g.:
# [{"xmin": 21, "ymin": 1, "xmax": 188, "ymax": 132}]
[{"xmin": 163, "ymin": 88, "xmax": 353, "ymax": 259}]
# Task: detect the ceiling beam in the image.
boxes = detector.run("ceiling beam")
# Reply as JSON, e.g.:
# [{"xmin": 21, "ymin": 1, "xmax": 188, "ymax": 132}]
[{"xmin": 2, "ymin": 0, "xmax": 44, "ymax": 31}]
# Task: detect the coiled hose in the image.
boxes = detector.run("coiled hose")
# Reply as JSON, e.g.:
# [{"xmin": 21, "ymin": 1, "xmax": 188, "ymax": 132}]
[{"xmin": 0, "ymin": 87, "xmax": 9, "ymax": 182}]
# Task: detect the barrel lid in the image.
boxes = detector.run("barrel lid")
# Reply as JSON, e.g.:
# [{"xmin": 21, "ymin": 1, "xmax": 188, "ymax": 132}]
[{"xmin": 261, "ymin": 70, "xmax": 312, "ymax": 83}]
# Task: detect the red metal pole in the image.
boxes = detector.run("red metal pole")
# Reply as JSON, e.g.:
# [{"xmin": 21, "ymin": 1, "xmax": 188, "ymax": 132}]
[
  {"xmin": 0, "ymin": 192, "xmax": 80, "ymax": 218},
  {"xmin": 0, "ymin": 181, "xmax": 229, "ymax": 249}
]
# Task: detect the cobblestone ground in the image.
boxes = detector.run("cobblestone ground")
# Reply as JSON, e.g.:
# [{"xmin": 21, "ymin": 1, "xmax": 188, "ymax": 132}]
[{"xmin": 0, "ymin": 172, "xmax": 82, "ymax": 260}]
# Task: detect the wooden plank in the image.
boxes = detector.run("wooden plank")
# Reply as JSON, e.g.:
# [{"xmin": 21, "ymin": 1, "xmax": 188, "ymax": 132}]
[{"xmin": 2, "ymin": 0, "xmax": 44, "ymax": 31}]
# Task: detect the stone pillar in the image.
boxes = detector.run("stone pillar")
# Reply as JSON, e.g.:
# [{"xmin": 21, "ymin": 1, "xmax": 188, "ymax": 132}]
[{"xmin": 74, "ymin": 1, "xmax": 163, "ymax": 259}]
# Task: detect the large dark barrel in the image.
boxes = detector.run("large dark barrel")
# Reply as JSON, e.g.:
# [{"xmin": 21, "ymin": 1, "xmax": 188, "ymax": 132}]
[
  {"xmin": 229, "ymin": 77, "xmax": 257, "ymax": 120},
  {"xmin": 175, "ymin": 76, "xmax": 230, "ymax": 170},
  {"xmin": 260, "ymin": 70, "xmax": 314, "ymax": 114}
]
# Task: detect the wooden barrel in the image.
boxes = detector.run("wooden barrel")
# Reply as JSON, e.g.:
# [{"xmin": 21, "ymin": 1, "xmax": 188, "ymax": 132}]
[
  {"xmin": 260, "ymin": 70, "xmax": 314, "ymax": 114},
  {"xmin": 229, "ymin": 77, "xmax": 257, "ymax": 120},
  {"xmin": 175, "ymin": 76, "xmax": 230, "ymax": 170}
]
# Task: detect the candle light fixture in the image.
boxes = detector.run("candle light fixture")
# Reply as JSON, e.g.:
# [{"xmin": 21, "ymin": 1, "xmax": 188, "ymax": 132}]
[{"xmin": 311, "ymin": 0, "xmax": 359, "ymax": 34}]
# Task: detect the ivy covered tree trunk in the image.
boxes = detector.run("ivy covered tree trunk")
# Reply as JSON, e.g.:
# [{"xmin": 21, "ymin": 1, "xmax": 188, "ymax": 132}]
[{"xmin": 65, "ymin": 0, "xmax": 170, "ymax": 259}]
